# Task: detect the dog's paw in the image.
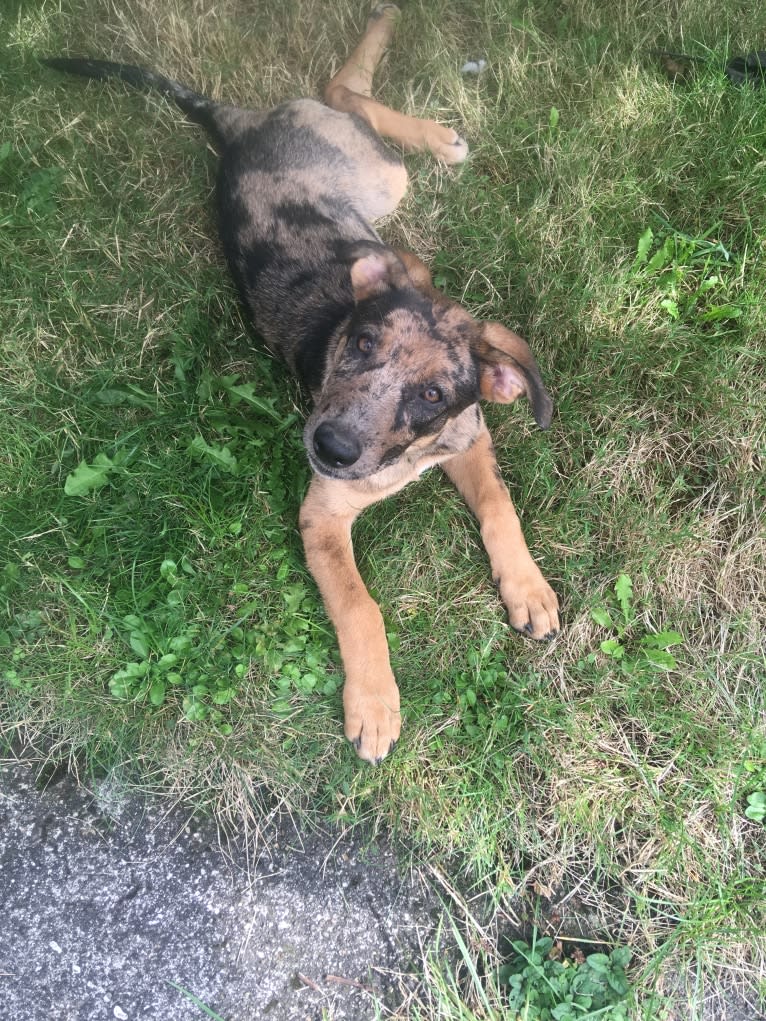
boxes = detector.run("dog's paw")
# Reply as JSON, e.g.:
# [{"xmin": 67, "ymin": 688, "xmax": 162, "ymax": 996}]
[
  {"xmin": 501, "ymin": 570, "xmax": 560, "ymax": 641},
  {"xmin": 344, "ymin": 677, "xmax": 401, "ymax": 765},
  {"xmin": 370, "ymin": 2, "xmax": 400, "ymax": 20},
  {"xmin": 424, "ymin": 122, "xmax": 469, "ymax": 164}
]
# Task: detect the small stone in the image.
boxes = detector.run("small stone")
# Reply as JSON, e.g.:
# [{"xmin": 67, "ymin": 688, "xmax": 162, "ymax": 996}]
[
  {"xmin": 113, "ymin": 1007, "xmax": 128, "ymax": 1020},
  {"xmin": 49, "ymin": 941, "xmax": 63, "ymax": 954},
  {"xmin": 460, "ymin": 59, "xmax": 487, "ymax": 75}
]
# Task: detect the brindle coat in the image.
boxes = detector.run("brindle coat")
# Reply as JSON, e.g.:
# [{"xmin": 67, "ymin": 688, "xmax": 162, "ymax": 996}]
[{"xmin": 45, "ymin": 3, "xmax": 559, "ymax": 764}]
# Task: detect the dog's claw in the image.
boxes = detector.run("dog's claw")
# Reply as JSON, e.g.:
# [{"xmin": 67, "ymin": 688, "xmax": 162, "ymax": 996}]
[
  {"xmin": 344, "ymin": 679, "xmax": 401, "ymax": 764},
  {"xmin": 373, "ymin": 739, "xmax": 398, "ymax": 766},
  {"xmin": 351, "ymin": 734, "xmax": 397, "ymax": 766},
  {"xmin": 513, "ymin": 621, "xmax": 559, "ymax": 642},
  {"xmin": 502, "ymin": 569, "xmax": 560, "ymax": 641}
]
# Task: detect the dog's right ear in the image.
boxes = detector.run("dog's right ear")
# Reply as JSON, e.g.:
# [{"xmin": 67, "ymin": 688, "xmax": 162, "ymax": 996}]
[{"xmin": 346, "ymin": 243, "xmax": 409, "ymax": 301}]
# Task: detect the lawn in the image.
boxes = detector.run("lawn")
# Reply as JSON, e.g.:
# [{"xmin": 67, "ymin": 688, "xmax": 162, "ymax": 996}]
[{"xmin": 1, "ymin": 0, "xmax": 764, "ymax": 1017}]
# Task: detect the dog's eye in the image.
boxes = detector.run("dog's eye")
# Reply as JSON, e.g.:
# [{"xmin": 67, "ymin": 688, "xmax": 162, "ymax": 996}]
[
  {"xmin": 421, "ymin": 386, "xmax": 443, "ymax": 404},
  {"xmin": 356, "ymin": 333, "xmax": 375, "ymax": 353}
]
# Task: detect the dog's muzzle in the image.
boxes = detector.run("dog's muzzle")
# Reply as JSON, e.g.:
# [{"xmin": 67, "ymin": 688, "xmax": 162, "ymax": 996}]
[{"xmin": 311, "ymin": 421, "xmax": 362, "ymax": 470}]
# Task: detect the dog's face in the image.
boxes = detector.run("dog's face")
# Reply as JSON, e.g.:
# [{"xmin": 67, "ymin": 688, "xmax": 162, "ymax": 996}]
[
  {"xmin": 304, "ymin": 295, "xmax": 479, "ymax": 480},
  {"xmin": 303, "ymin": 249, "xmax": 552, "ymax": 481}
]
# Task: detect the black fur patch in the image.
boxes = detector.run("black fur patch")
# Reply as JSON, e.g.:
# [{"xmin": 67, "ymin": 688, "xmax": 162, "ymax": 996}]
[
  {"xmin": 294, "ymin": 302, "xmax": 351, "ymax": 392},
  {"xmin": 275, "ymin": 200, "xmax": 335, "ymax": 229},
  {"xmin": 349, "ymin": 287, "xmax": 435, "ymax": 330}
]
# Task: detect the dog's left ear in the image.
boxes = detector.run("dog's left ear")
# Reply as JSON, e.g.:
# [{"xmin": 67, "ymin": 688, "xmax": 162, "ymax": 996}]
[
  {"xmin": 347, "ymin": 243, "xmax": 409, "ymax": 301},
  {"xmin": 472, "ymin": 322, "xmax": 553, "ymax": 429}
]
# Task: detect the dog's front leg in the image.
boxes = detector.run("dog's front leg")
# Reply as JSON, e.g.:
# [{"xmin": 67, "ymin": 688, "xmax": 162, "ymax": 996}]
[
  {"xmin": 443, "ymin": 423, "xmax": 560, "ymax": 640},
  {"xmin": 299, "ymin": 478, "xmax": 401, "ymax": 764}
]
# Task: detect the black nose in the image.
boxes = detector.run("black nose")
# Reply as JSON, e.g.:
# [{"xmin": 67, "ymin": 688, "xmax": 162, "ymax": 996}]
[{"xmin": 312, "ymin": 422, "xmax": 362, "ymax": 469}]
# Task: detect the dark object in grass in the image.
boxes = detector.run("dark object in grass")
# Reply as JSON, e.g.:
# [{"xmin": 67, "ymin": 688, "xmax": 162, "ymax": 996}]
[
  {"xmin": 725, "ymin": 50, "xmax": 766, "ymax": 87},
  {"xmin": 657, "ymin": 52, "xmax": 703, "ymax": 82},
  {"xmin": 656, "ymin": 49, "xmax": 766, "ymax": 88},
  {"xmin": 42, "ymin": 4, "xmax": 560, "ymax": 764}
]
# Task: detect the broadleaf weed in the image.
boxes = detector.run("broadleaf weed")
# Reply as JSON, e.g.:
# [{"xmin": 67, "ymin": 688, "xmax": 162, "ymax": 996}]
[
  {"xmin": 498, "ymin": 930, "xmax": 634, "ymax": 1020},
  {"xmin": 589, "ymin": 575, "xmax": 683, "ymax": 674},
  {"xmin": 106, "ymin": 558, "xmax": 335, "ymax": 729},
  {"xmin": 439, "ymin": 648, "xmax": 526, "ymax": 747},
  {"xmin": 745, "ymin": 792, "xmax": 766, "ymax": 824},
  {"xmin": 628, "ymin": 223, "xmax": 746, "ymax": 330},
  {"xmin": 740, "ymin": 740, "xmax": 766, "ymax": 824}
]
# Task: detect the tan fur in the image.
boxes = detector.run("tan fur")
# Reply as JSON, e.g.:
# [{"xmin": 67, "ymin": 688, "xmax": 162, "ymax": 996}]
[{"xmin": 324, "ymin": 4, "xmax": 468, "ymax": 164}]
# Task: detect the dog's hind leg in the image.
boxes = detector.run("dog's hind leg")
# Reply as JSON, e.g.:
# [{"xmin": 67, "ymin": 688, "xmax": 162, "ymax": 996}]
[
  {"xmin": 325, "ymin": 3, "xmax": 468, "ymax": 164},
  {"xmin": 328, "ymin": 2, "xmax": 400, "ymax": 98}
]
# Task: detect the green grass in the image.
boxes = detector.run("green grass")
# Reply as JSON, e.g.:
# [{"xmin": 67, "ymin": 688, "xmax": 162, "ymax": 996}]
[{"xmin": 2, "ymin": 0, "xmax": 765, "ymax": 1017}]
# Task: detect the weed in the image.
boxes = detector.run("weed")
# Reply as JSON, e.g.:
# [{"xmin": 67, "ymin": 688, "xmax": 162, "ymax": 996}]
[
  {"xmin": 629, "ymin": 223, "xmax": 746, "ymax": 330},
  {"xmin": 431, "ymin": 647, "xmax": 526, "ymax": 748},
  {"xmin": 740, "ymin": 741, "xmax": 766, "ymax": 824},
  {"xmin": 498, "ymin": 932, "xmax": 633, "ymax": 1021},
  {"xmin": 64, "ymin": 453, "xmax": 121, "ymax": 496},
  {"xmin": 745, "ymin": 792, "xmax": 766, "ymax": 824},
  {"xmin": 588, "ymin": 574, "xmax": 684, "ymax": 673},
  {"xmin": 106, "ymin": 560, "xmax": 336, "ymax": 726}
]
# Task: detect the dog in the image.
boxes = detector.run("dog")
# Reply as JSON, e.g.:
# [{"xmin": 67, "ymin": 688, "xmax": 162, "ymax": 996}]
[{"xmin": 44, "ymin": 3, "xmax": 559, "ymax": 764}]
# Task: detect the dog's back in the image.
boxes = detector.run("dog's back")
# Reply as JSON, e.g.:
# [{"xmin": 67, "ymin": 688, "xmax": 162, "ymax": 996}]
[
  {"xmin": 42, "ymin": 58, "xmax": 408, "ymax": 392},
  {"xmin": 215, "ymin": 98, "xmax": 408, "ymax": 386}
]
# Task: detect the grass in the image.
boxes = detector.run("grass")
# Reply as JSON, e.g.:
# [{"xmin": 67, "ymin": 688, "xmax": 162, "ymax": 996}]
[{"xmin": 1, "ymin": 0, "xmax": 765, "ymax": 1016}]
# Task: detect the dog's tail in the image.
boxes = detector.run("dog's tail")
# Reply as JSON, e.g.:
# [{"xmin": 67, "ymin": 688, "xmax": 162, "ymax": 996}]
[{"xmin": 42, "ymin": 57, "xmax": 228, "ymax": 146}]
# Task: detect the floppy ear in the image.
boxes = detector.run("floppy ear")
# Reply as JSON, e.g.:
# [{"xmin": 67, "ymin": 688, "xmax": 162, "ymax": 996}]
[
  {"xmin": 347, "ymin": 243, "xmax": 409, "ymax": 301},
  {"xmin": 395, "ymin": 249, "xmax": 435, "ymax": 292},
  {"xmin": 473, "ymin": 321, "xmax": 553, "ymax": 428}
]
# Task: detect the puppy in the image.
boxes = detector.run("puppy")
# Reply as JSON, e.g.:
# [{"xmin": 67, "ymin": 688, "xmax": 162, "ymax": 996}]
[{"xmin": 44, "ymin": 3, "xmax": 559, "ymax": 763}]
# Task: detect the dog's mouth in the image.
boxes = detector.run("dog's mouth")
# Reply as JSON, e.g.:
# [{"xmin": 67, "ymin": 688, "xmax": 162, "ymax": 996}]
[{"xmin": 305, "ymin": 451, "xmax": 369, "ymax": 481}]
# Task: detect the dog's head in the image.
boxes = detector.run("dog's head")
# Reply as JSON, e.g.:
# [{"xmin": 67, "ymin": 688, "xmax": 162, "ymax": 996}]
[{"xmin": 304, "ymin": 245, "xmax": 552, "ymax": 481}]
